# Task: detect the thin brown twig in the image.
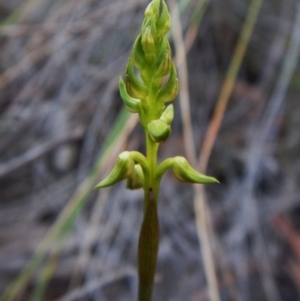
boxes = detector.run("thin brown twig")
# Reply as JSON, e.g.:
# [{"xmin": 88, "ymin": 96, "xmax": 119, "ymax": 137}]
[
  {"xmin": 56, "ymin": 267, "xmax": 136, "ymax": 301},
  {"xmin": 0, "ymin": 128, "xmax": 84, "ymax": 179},
  {"xmin": 170, "ymin": 1, "xmax": 220, "ymax": 301},
  {"xmin": 68, "ymin": 189, "xmax": 110, "ymax": 290},
  {"xmin": 198, "ymin": 0, "xmax": 263, "ymax": 172},
  {"xmin": 0, "ymin": 0, "xmax": 146, "ymax": 94},
  {"xmin": 170, "ymin": 0, "xmax": 197, "ymax": 166}
]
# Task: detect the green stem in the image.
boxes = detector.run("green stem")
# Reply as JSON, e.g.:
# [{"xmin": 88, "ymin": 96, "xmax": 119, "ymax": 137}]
[
  {"xmin": 137, "ymin": 188, "xmax": 159, "ymax": 301},
  {"xmin": 156, "ymin": 157, "xmax": 175, "ymax": 180},
  {"xmin": 144, "ymin": 128, "xmax": 160, "ymax": 201},
  {"xmin": 137, "ymin": 123, "xmax": 160, "ymax": 301}
]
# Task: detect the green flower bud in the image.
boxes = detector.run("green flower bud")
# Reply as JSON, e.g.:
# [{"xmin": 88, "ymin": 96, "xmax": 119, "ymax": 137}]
[
  {"xmin": 145, "ymin": 2, "xmax": 154, "ymax": 18},
  {"xmin": 119, "ymin": 77, "xmax": 141, "ymax": 113},
  {"xmin": 95, "ymin": 151, "xmax": 135, "ymax": 189},
  {"xmin": 125, "ymin": 61, "xmax": 148, "ymax": 99},
  {"xmin": 126, "ymin": 164, "xmax": 144, "ymax": 190},
  {"xmin": 158, "ymin": 37, "xmax": 171, "ymax": 55},
  {"xmin": 145, "ymin": 0, "xmax": 160, "ymax": 18},
  {"xmin": 160, "ymin": 104, "xmax": 174, "ymax": 125},
  {"xmin": 172, "ymin": 157, "xmax": 219, "ymax": 184},
  {"xmin": 155, "ymin": 51, "xmax": 171, "ymax": 77},
  {"xmin": 132, "ymin": 34, "xmax": 146, "ymax": 70},
  {"xmin": 141, "ymin": 26, "xmax": 156, "ymax": 62},
  {"xmin": 156, "ymin": 1, "xmax": 171, "ymax": 36},
  {"xmin": 148, "ymin": 119, "xmax": 171, "ymax": 143},
  {"xmin": 157, "ymin": 63, "xmax": 178, "ymax": 102}
]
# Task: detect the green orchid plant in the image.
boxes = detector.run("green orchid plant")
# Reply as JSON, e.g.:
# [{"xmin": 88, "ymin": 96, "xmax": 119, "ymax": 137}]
[{"xmin": 95, "ymin": 0, "xmax": 218, "ymax": 300}]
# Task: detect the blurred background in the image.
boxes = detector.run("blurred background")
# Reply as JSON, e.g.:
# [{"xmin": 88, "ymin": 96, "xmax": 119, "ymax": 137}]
[{"xmin": 1, "ymin": 0, "xmax": 300, "ymax": 300}]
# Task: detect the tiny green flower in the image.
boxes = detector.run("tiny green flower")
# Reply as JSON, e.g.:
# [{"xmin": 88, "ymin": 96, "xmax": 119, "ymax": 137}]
[
  {"xmin": 125, "ymin": 61, "xmax": 148, "ymax": 99},
  {"xmin": 155, "ymin": 51, "xmax": 171, "ymax": 77},
  {"xmin": 157, "ymin": 64, "xmax": 178, "ymax": 102},
  {"xmin": 141, "ymin": 26, "xmax": 156, "ymax": 62},
  {"xmin": 156, "ymin": 1, "xmax": 171, "ymax": 36},
  {"xmin": 132, "ymin": 36, "xmax": 148, "ymax": 72},
  {"xmin": 95, "ymin": 151, "xmax": 135, "ymax": 189},
  {"xmin": 119, "ymin": 78, "xmax": 141, "ymax": 113}
]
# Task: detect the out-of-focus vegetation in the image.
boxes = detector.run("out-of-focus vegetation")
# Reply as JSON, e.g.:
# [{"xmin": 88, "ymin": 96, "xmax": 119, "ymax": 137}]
[{"xmin": 0, "ymin": 0, "xmax": 300, "ymax": 300}]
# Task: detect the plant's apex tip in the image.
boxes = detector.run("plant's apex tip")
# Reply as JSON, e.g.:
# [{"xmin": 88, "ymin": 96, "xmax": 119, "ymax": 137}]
[{"xmin": 145, "ymin": 2, "xmax": 153, "ymax": 18}]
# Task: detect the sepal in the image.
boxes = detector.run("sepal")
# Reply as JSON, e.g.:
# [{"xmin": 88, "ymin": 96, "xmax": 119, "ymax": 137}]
[
  {"xmin": 157, "ymin": 37, "xmax": 171, "ymax": 58},
  {"xmin": 145, "ymin": 1, "xmax": 154, "ymax": 18},
  {"xmin": 125, "ymin": 61, "xmax": 148, "ymax": 99},
  {"xmin": 144, "ymin": 0, "xmax": 160, "ymax": 19},
  {"xmin": 155, "ymin": 51, "xmax": 171, "ymax": 77},
  {"xmin": 141, "ymin": 26, "xmax": 156, "ymax": 62},
  {"xmin": 157, "ymin": 63, "xmax": 178, "ymax": 102},
  {"xmin": 119, "ymin": 77, "xmax": 141, "ymax": 113},
  {"xmin": 172, "ymin": 157, "xmax": 219, "ymax": 184},
  {"xmin": 132, "ymin": 35, "xmax": 146, "ymax": 69},
  {"xmin": 95, "ymin": 151, "xmax": 135, "ymax": 189},
  {"xmin": 156, "ymin": 1, "xmax": 171, "ymax": 36}
]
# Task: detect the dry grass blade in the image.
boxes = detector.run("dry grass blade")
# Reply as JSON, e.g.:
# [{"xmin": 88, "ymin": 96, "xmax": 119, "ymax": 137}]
[
  {"xmin": 170, "ymin": 0, "xmax": 197, "ymax": 166},
  {"xmin": 0, "ymin": 39, "xmax": 54, "ymax": 93},
  {"xmin": 192, "ymin": 0, "xmax": 263, "ymax": 300},
  {"xmin": 0, "ymin": 128, "xmax": 83, "ymax": 179},
  {"xmin": 0, "ymin": 111, "xmax": 138, "ymax": 301},
  {"xmin": 239, "ymin": 3, "xmax": 300, "ymax": 300},
  {"xmin": 68, "ymin": 188, "xmax": 110, "ymax": 290},
  {"xmin": 56, "ymin": 267, "xmax": 136, "ymax": 301},
  {"xmin": 0, "ymin": 0, "xmax": 146, "ymax": 94},
  {"xmin": 170, "ymin": 1, "xmax": 220, "ymax": 301},
  {"xmin": 28, "ymin": 249, "xmax": 61, "ymax": 301},
  {"xmin": 199, "ymin": 0, "xmax": 264, "ymax": 172}
]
